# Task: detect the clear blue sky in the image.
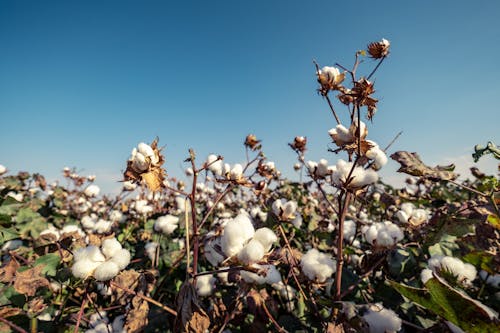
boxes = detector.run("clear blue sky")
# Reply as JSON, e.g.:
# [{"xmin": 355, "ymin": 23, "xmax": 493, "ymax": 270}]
[{"xmin": 1, "ymin": 1, "xmax": 499, "ymax": 194}]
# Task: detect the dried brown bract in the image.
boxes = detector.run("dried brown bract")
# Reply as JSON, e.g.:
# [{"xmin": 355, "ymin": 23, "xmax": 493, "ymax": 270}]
[
  {"xmin": 367, "ymin": 38, "xmax": 390, "ymax": 59},
  {"xmin": 351, "ymin": 78, "xmax": 378, "ymax": 120},
  {"xmin": 244, "ymin": 134, "xmax": 261, "ymax": 151},
  {"xmin": 291, "ymin": 136, "xmax": 307, "ymax": 153}
]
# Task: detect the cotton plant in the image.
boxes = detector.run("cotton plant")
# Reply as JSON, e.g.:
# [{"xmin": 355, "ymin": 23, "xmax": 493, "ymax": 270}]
[
  {"xmin": 195, "ymin": 274, "xmax": 217, "ymax": 296},
  {"xmin": 421, "ymin": 255, "xmax": 477, "ymax": 286},
  {"xmin": 84, "ymin": 184, "xmax": 100, "ymax": 198},
  {"xmin": 81, "ymin": 214, "xmax": 113, "ymax": 234},
  {"xmin": 71, "ymin": 238, "xmax": 131, "ymax": 281},
  {"xmin": 331, "ymin": 159, "xmax": 379, "ymax": 189}
]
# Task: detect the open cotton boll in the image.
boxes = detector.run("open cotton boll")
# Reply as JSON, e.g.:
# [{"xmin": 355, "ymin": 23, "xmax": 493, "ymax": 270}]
[
  {"xmin": 84, "ymin": 184, "xmax": 100, "ymax": 198},
  {"xmin": 362, "ymin": 221, "xmax": 404, "ymax": 247},
  {"xmin": 427, "ymin": 255, "xmax": 477, "ymax": 285},
  {"xmin": 300, "ymin": 248, "xmax": 336, "ymax": 283},
  {"xmin": 421, "ymin": 268, "xmax": 434, "ymax": 284},
  {"xmin": 229, "ymin": 163, "xmax": 244, "ymax": 180},
  {"xmin": 328, "ymin": 124, "xmax": 352, "ymax": 145},
  {"xmin": 0, "ymin": 164, "xmax": 6, "ymax": 175},
  {"xmin": 144, "ymin": 242, "xmax": 158, "ymax": 261},
  {"xmin": 362, "ymin": 303, "xmax": 402, "ymax": 333},
  {"xmin": 196, "ymin": 274, "xmax": 216, "ymax": 297},
  {"xmin": 221, "ymin": 213, "xmax": 255, "ymax": 257},
  {"xmin": 366, "ymin": 146, "xmax": 388, "ymax": 170},
  {"xmin": 72, "ymin": 258, "xmax": 103, "ymax": 279},
  {"xmin": 94, "ymin": 219, "xmax": 112, "ymax": 234},
  {"xmin": 409, "ymin": 209, "xmax": 429, "ymax": 226},
  {"xmin": 238, "ymin": 239, "xmax": 265, "ymax": 264},
  {"xmin": 241, "ymin": 264, "xmax": 282, "ymax": 284},
  {"xmin": 101, "ymin": 238, "xmax": 122, "ymax": 258},
  {"xmin": 207, "ymin": 154, "xmax": 223, "ymax": 176},
  {"xmin": 93, "ymin": 261, "xmax": 120, "ymax": 281},
  {"xmin": 343, "ymin": 220, "xmax": 356, "ymax": 243},
  {"xmin": 109, "ymin": 249, "xmax": 131, "ymax": 270},
  {"xmin": 154, "ymin": 215, "xmax": 180, "ymax": 235},
  {"xmin": 74, "ymin": 246, "xmax": 106, "ymax": 263},
  {"xmin": 331, "ymin": 160, "xmax": 378, "ymax": 189},
  {"xmin": 253, "ymin": 227, "xmax": 278, "ymax": 252}
]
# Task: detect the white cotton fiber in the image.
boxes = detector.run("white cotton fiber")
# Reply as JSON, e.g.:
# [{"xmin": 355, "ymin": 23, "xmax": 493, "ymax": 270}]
[
  {"xmin": 71, "ymin": 258, "xmax": 102, "ymax": 279},
  {"xmin": 196, "ymin": 274, "xmax": 216, "ymax": 297},
  {"xmin": 109, "ymin": 249, "xmax": 131, "ymax": 270},
  {"xmin": 238, "ymin": 239, "xmax": 265, "ymax": 264},
  {"xmin": 221, "ymin": 213, "xmax": 255, "ymax": 257},
  {"xmin": 93, "ymin": 262, "xmax": 120, "ymax": 281},
  {"xmin": 101, "ymin": 238, "xmax": 122, "ymax": 258},
  {"xmin": 300, "ymin": 248, "xmax": 336, "ymax": 283},
  {"xmin": 253, "ymin": 227, "xmax": 278, "ymax": 252},
  {"xmin": 363, "ymin": 304, "xmax": 402, "ymax": 333}
]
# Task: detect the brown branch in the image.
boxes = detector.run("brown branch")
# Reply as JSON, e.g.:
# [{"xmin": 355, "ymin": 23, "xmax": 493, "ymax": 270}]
[
  {"xmin": 383, "ymin": 131, "xmax": 403, "ymax": 152},
  {"xmin": 262, "ymin": 301, "xmax": 289, "ymax": 333},
  {"xmin": 110, "ymin": 281, "xmax": 177, "ymax": 316},
  {"xmin": 0, "ymin": 316, "xmax": 28, "ymax": 333},
  {"xmin": 325, "ymin": 94, "xmax": 341, "ymax": 125},
  {"xmin": 335, "ymin": 191, "xmax": 352, "ymax": 301},
  {"xmin": 73, "ymin": 294, "xmax": 87, "ymax": 333}
]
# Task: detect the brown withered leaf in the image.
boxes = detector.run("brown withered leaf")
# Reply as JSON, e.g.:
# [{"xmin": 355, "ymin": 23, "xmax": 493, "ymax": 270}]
[
  {"xmin": 27, "ymin": 297, "xmax": 47, "ymax": 316},
  {"xmin": 174, "ymin": 281, "xmax": 210, "ymax": 333},
  {"xmin": 113, "ymin": 270, "xmax": 141, "ymax": 305},
  {"xmin": 0, "ymin": 306, "xmax": 23, "ymax": 318},
  {"xmin": 0, "ymin": 259, "xmax": 20, "ymax": 283},
  {"xmin": 390, "ymin": 151, "xmax": 457, "ymax": 181},
  {"xmin": 327, "ymin": 322, "xmax": 346, "ymax": 333},
  {"xmin": 14, "ymin": 265, "xmax": 50, "ymax": 297},
  {"xmin": 124, "ymin": 295, "xmax": 149, "ymax": 333}
]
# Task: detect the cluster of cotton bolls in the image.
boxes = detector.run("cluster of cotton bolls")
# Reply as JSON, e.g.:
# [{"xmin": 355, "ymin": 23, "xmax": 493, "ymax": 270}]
[
  {"xmin": 395, "ymin": 202, "xmax": 429, "ymax": 226},
  {"xmin": 129, "ymin": 142, "xmax": 159, "ymax": 173},
  {"xmin": 39, "ymin": 224, "xmax": 85, "ymax": 241},
  {"xmin": 421, "ymin": 255, "xmax": 477, "ymax": 285},
  {"xmin": 306, "ymin": 159, "xmax": 334, "ymax": 179},
  {"xmin": 131, "ymin": 198, "xmax": 154, "ymax": 216},
  {"xmin": 84, "ymin": 184, "xmax": 100, "ymax": 198},
  {"xmin": 81, "ymin": 214, "xmax": 113, "ymax": 234},
  {"xmin": 205, "ymin": 154, "xmax": 245, "ymax": 181},
  {"xmin": 84, "ymin": 311, "xmax": 125, "ymax": 333},
  {"xmin": 300, "ymin": 248, "xmax": 336, "ymax": 283},
  {"xmin": 272, "ymin": 199, "xmax": 302, "ymax": 227},
  {"xmin": 331, "ymin": 160, "xmax": 379, "ymax": 189},
  {"xmin": 71, "ymin": 238, "xmax": 131, "ymax": 281},
  {"xmin": 362, "ymin": 221, "xmax": 404, "ymax": 248},
  {"xmin": 362, "ymin": 303, "xmax": 402, "ymax": 333}
]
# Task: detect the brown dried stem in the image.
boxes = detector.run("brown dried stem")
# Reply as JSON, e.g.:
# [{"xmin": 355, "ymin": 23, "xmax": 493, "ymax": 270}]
[
  {"xmin": 334, "ymin": 191, "xmax": 352, "ymax": 301},
  {"xmin": 110, "ymin": 281, "xmax": 177, "ymax": 316},
  {"xmin": 0, "ymin": 316, "xmax": 28, "ymax": 333}
]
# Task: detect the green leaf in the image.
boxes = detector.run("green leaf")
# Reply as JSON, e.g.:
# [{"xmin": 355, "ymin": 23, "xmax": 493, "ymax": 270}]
[
  {"xmin": 0, "ymin": 227, "xmax": 20, "ymax": 244},
  {"xmin": 428, "ymin": 234, "xmax": 459, "ymax": 257},
  {"xmin": 486, "ymin": 214, "xmax": 500, "ymax": 230},
  {"xmin": 463, "ymin": 251, "xmax": 496, "ymax": 275},
  {"xmin": 390, "ymin": 276, "xmax": 499, "ymax": 333},
  {"xmin": 34, "ymin": 253, "xmax": 61, "ymax": 277}
]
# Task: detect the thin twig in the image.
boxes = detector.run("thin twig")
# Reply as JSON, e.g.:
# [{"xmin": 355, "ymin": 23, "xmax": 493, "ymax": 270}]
[
  {"xmin": 383, "ymin": 131, "xmax": 403, "ymax": 152},
  {"xmin": 73, "ymin": 294, "xmax": 87, "ymax": 333},
  {"xmin": 335, "ymin": 192, "xmax": 352, "ymax": 301},
  {"xmin": 325, "ymin": 94, "xmax": 341, "ymax": 125},
  {"xmin": 367, "ymin": 56, "xmax": 386, "ymax": 81},
  {"xmin": 262, "ymin": 301, "xmax": 289, "ymax": 333},
  {"xmin": 110, "ymin": 281, "xmax": 177, "ymax": 316},
  {"xmin": 0, "ymin": 316, "xmax": 28, "ymax": 333},
  {"xmin": 448, "ymin": 179, "xmax": 488, "ymax": 198}
]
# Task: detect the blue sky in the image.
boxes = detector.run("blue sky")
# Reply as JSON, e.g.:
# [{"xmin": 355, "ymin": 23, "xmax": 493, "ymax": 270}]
[{"xmin": 1, "ymin": 1, "xmax": 499, "ymax": 194}]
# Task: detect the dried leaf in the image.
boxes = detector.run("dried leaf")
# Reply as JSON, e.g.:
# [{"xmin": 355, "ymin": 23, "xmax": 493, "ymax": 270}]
[
  {"xmin": 0, "ymin": 306, "xmax": 22, "ymax": 318},
  {"xmin": 14, "ymin": 265, "xmax": 50, "ymax": 297},
  {"xmin": 390, "ymin": 151, "xmax": 457, "ymax": 181},
  {"xmin": 327, "ymin": 322, "xmax": 346, "ymax": 333},
  {"xmin": 113, "ymin": 270, "xmax": 141, "ymax": 305},
  {"xmin": 174, "ymin": 281, "xmax": 210, "ymax": 333},
  {"xmin": 124, "ymin": 295, "xmax": 149, "ymax": 333},
  {"xmin": 0, "ymin": 259, "xmax": 20, "ymax": 283},
  {"xmin": 141, "ymin": 168, "xmax": 165, "ymax": 192}
]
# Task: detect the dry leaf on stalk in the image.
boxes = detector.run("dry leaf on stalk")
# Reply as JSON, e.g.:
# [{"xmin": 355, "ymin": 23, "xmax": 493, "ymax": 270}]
[
  {"xmin": 390, "ymin": 151, "xmax": 457, "ymax": 181},
  {"xmin": 14, "ymin": 265, "xmax": 50, "ymax": 297},
  {"xmin": 124, "ymin": 296, "xmax": 149, "ymax": 333},
  {"xmin": 174, "ymin": 280, "xmax": 210, "ymax": 333},
  {"xmin": 0, "ymin": 259, "xmax": 20, "ymax": 283}
]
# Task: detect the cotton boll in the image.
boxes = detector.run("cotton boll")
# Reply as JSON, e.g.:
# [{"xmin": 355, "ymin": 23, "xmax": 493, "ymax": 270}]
[
  {"xmin": 196, "ymin": 274, "xmax": 216, "ymax": 297},
  {"xmin": 7, "ymin": 191, "xmax": 23, "ymax": 202},
  {"xmin": 421, "ymin": 268, "xmax": 433, "ymax": 284},
  {"xmin": 0, "ymin": 165, "xmax": 6, "ymax": 175},
  {"xmin": 101, "ymin": 238, "xmax": 122, "ymax": 258},
  {"xmin": 109, "ymin": 249, "xmax": 131, "ymax": 270},
  {"xmin": 221, "ymin": 213, "xmax": 255, "ymax": 257},
  {"xmin": 400, "ymin": 203, "xmax": 415, "ymax": 216},
  {"xmin": 229, "ymin": 164, "xmax": 243, "ymax": 180},
  {"xmin": 93, "ymin": 262, "xmax": 120, "ymax": 281},
  {"xmin": 292, "ymin": 214, "xmax": 303, "ymax": 228},
  {"xmin": 154, "ymin": 215, "xmax": 180, "ymax": 235},
  {"xmin": 207, "ymin": 154, "xmax": 223, "ymax": 176},
  {"xmin": 410, "ymin": 209, "xmax": 428, "ymax": 226},
  {"xmin": 61, "ymin": 224, "xmax": 85, "ymax": 237},
  {"xmin": 329, "ymin": 124, "xmax": 352, "ymax": 145},
  {"xmin": 94, "ymin": 219, "xmax": 112, "ymax": 234},
  {"xmin": 395, "ymin": 210, "xmax": 409, "ymax": 223},
  {"xmin": 363, "ymin": 221, "xmax": 403, "ymax": 247},
  {"xmin": 144, "ymin": 242, "xmax": 158, "ymax": 262},
  {"xmin": 241, "ymin": 264, "xmax": 282, "ymax": 284},
  {"xmin": 343, "ymin": 220, "xmax": 356, "ymax": 243},
  {"xmin": 109, "ymin": 210, "xmax": 125, "ymax": 223},
  {"xmin": 300, "ymin": 249, "xmax": 336, "ymax": 283},
  {"xmin": 253, "ymin": 228, "xmax": 278, "ymax": 252},
  {"xmin": 238, "ymin": 239, "xmax": 265, "ymax": 264},
  {"xmin": 316, "ymin": 159, "xmax": 330, "ymax": 177},
  {"xmin": 74, "ymin": 246, "xmax": 106, "ymax": 263},
  {"xmin": 72, "ymin": 258, "xmax": 102, "ymax": 279},
  {"xmin": 362, "ymin": 304, "xmax": 402, "ymax": 333},
  {"xmin": 84, "ymin": 184, "xmax": 100, "ymax": 198}
]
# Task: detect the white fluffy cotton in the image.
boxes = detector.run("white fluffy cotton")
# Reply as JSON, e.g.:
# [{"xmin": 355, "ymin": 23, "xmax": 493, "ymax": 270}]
[
  {"xmin": 362, "ymin": 303, "xmax": 402, "ymax": 333},
  {"xmin": 425, "ymin": 255, "xmax": 477, "ymax": 285},
  {"xmin": 238, "ymin": 239, "xmax": 265, "ymax": 264},
  {"xmin": 300, "ymin": 248, "xmax": 336, "ymax": 283},
  {"xmin": 331, "ymin": 160, "xmax": 378, "ymax": 189},
  {"xmin": 196, "ymin": 274, "xmax": 216, "ymax": 296},
  {"xmin": 207, "ymin": 154, "xmax": 223, "ymax": 176},
  {"xmin": 0, "ymin": 164, "xmax": 6, "ymax": 175},
  {"xmin": 241, "ymin": 264, "xmax": 282, "ymax": 284},
  {"xmin": 145, "ymin": 242, "xmax": 158, "ymax": 261},
  {"xmin": 221, "ymin": 213, "xmax": 255, "ymax": 257},
  {"xmin": 365, "ymin": 142, "xmax": 388, "ymax": 170},
  {"xmin": 272, "ymin": 199, "xmax": 298, "ymax": 221},
  {"xmin": 84, "ymin": 184, "xmax": 100, "ymax": 198},
  {"xmin": 396, "ymin": 202, "xmax": 429, "ymax": 226},
  {"xmin": 362, "ymin": 221, "xmax": 404, "ymax": 247},
  {"xmin": 154, "ymin": 214, "xmax": 179, "ymax": 235},
  {"xmin": 253, "ymin": 227, "xmax": 278, "ymax": 252}
]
